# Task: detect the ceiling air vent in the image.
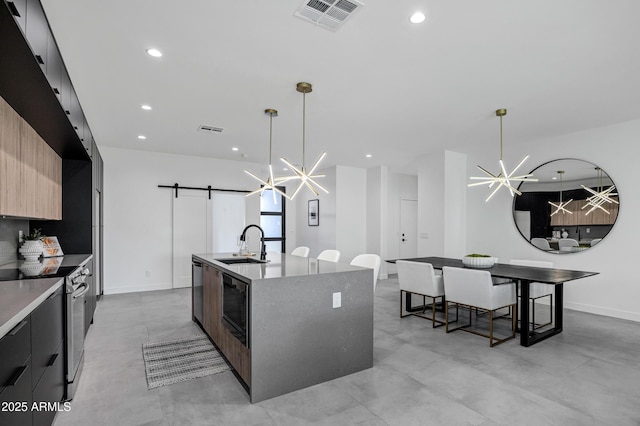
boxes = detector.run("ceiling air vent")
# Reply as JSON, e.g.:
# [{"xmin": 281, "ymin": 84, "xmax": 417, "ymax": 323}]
[
  {"xmin": 197, "ymin": 125, "xmax": 223, "ymax": 134},
  {"xmin": 294, "ymin": 0, "xmax": 364, "ymax": 31}
]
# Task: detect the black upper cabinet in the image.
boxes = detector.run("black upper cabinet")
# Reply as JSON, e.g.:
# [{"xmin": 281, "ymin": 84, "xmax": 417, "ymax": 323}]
[
  {"xmin": 25, "ymin": 0, "xmax": 47, "ymax": 71},
  {"xmin": 45, "ymin": 34, "xmax": 62, "ymax": 102},
  {"xmin": 0, "ymin": 0, "xmax": 90, "ymax": 160},
  {"xmin": 6, "ymin": 0, "xmax": 27, "ymax": 32}
]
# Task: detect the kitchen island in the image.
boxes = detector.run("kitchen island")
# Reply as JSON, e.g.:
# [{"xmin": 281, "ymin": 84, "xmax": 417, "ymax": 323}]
[{"xmin": 192, "ymin": 252, "xmax": 373, "ymax": 403}]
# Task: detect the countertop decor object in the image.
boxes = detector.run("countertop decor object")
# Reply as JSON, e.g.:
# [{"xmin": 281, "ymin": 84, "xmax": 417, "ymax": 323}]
[
  {"xmin": 468, "ymin": 109, "xmax": 538, "ymax": 202},
  {"xmin": 462, "ymin": 254, "xmax": 496, "ymax": 268},
  {"xmin": 19, "ymin": 229, "xmax": 45, "ymax": 261}
]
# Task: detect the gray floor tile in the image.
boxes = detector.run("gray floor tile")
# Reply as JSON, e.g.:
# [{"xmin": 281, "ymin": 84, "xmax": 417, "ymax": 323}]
[{"xmin": 54, "ymin": 278, "xmax": 640, "ymax": 426}]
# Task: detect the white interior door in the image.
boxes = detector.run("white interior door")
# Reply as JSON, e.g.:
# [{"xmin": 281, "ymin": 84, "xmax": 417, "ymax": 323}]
[
  {"xmin": 210, "ymin": 193, "xmax": 246, "ymax": 252},
  {"xmin": 172, "ymin": 190, "xmax": 208, "ymax": 289},
  {"xmin": 400, "ymin": 198, "xmax": 418, "ymax": 259}
]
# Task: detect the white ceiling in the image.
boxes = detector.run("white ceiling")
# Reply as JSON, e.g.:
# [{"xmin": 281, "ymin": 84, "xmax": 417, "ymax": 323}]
[{"xmin": 40, "ymin": 0, "xmax": 640, "ymax": 173}]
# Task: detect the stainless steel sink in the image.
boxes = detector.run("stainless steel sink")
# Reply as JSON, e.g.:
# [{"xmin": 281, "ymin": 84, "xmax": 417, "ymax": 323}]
[{"xmin": 216, "ymin": 257, "xmax": 267, "ymax": 265}]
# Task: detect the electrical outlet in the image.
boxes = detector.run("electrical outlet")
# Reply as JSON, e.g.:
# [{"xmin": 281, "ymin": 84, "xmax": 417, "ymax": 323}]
[
  {"xmin": 333, "ymin": 292, "xmax": 341, "ymax": 308},
  {"xmin": 586, "ymin": 228, "xmax": 590, "ymax": 233}
]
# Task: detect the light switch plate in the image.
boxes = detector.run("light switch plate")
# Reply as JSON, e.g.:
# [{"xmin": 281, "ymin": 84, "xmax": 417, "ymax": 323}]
[{"xmin": 333, "ymin": 292, "xmax": 341, "ymax": 308}]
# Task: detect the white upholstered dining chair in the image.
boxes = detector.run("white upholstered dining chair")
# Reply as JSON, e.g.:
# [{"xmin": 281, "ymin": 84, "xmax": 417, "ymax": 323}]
[
  {"xmin": 396, "ymin": 261, "xmax": 445, "ymax": 328},
  {"xmin": 317, "ymin": 249, "xmax": 341, "ymax": 263},
  {"xmin": 350, "ymin": 254, "xmax": 381, "ymax": 291},
  {"xmin": 291, "ymin": 246, "xmax": 310, "ymax": 257},
  {"xmin": 442, "ymin": 266, "xmax": 517, "ymax": 347},
  {"xmin": 531, "ymin": 238, "xmax": 552, "ymax": 251},
  {"xmin": 558, "ymin": 238, "xmax": 579, "ymax": 251},
  {"xmin": 509, "ymin": 259, "xmax": 554, "ymax": 331}
]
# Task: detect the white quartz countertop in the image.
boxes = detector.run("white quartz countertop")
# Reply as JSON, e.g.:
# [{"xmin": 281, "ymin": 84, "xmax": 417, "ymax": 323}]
[
  {"xmin": 193, "ymin": 252, "xmax": 365, "ymax": 282},
  {"xmin": 0, "ymin": 277, "xmax": 64, "ymax": 339}
]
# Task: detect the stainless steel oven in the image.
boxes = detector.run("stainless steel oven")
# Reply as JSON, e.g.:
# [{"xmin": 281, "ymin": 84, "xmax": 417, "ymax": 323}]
[
  {"xmin": 65, "ymin": 265, "xmax": 90, "ymax": 400},
  {"xmin": 221, "ymin": 273, "xmax": 249, "ymax": 348}
]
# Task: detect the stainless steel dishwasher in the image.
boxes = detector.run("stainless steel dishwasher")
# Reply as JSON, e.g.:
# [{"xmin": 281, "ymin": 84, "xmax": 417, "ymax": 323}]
[{"xmin": 192, "ymin": 259, "xmax": 203, "ymax": 325}]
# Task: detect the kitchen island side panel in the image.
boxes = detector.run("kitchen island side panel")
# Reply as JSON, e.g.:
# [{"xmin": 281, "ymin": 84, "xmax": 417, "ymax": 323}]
[{"xmin": 250, "ymin": 269, "xmax": 373, "ymax": 403}]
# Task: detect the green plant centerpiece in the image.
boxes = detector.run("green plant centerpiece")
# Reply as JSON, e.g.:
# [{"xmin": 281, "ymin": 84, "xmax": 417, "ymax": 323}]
[
  {"xmin": 462, "ymin": 253, "xmax": 496, "ymax": 268},
  {"xmin": 24, "ymin": 228, "xmax": 44, "ymax": 241},
  {"xmin": 19, "ymin": 229, "xmax": 45, "ymax": 261}
]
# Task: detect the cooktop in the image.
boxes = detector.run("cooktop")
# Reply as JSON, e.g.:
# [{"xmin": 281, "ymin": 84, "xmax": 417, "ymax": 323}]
[{"xmin": 0, "ymin": 256, "xmax": 88, "ymax": 282}]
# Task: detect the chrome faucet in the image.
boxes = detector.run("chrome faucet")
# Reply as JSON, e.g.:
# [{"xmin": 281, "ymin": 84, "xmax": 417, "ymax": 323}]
[{"xmin": 240, "ymin": 224, "xmax": 267, "ymax": 261}]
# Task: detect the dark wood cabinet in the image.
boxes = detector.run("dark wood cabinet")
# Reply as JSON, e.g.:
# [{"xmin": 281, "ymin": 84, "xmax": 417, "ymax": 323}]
[{"xmin": 201, "ymin": 264, "xmax": 250, "ymax": 386}]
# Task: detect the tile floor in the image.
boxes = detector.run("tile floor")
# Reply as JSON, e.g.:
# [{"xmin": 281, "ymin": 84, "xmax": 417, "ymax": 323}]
[{"xmin": 54, "ymin": 277, "xmax": 640, "ymax": 426}]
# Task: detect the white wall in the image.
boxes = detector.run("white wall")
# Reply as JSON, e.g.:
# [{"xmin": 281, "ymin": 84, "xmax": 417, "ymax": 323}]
[
  {"xmin": 335, "ymin": 166, "xmax": 367, "ymax": 263},
  {"xmin": 102, "ymin": 146, "xmax": 297, "ymax": 294},
  {"xmin": 417, "ymin": 151, "xmax": 445, "ymax": 256},
  {"xmin": 294, "ymin": 167, "xmax": 336, "ymax": 258},
  {"xmin": 464, "ymin": 119, "xmax": 640, "ymax": 321}
]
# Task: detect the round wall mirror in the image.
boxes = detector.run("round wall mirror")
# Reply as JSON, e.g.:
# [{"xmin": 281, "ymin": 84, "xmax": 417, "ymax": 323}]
[{"xmin": 512, "ymin": 159, "xmax": 619, "ymax": 253}]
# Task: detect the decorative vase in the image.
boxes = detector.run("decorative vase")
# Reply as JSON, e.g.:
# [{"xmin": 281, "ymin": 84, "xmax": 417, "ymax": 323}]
[
  {"xmin": 19, "ymin": 240, "xmax": 44, "ymax": 261},
  {"xmin": 462, "ymin": 256, "xmax": 497, "ymax": 268},
  {"xmin": 561, "ymin": 230, "xmax": 568, "ymax": 238}
]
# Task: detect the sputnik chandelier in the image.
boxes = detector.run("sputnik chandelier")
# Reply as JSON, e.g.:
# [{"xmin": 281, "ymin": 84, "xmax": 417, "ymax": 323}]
[
  {"xmin": 549, "ymin": 170, "xmax": 573, "ymax": 216},
  {"xmin": 581, "ymin": 167, "xmax": 618, "ymax": 215},
  {"xmin": 468, "ymin": 109, "xmax": 537, "ymax": 202},
  {"xmin": 244, "ymin": 109, "xmax": 290, "ymax": 202},
  {"xmin": 279, "ymin": 82, "xmax": 329, "ymax": 200}
]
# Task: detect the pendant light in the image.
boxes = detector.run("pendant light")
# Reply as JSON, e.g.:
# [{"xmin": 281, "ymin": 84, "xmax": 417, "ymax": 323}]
[
  {"xmin": 468, "ymin": 109, "xmax": 537, "ymax": 202},
  {"xmin": 244, "ymin": 109, "xmax": 289, "ymax": 202},
  {"xmin": 549, "ymin": 170, "xmax": 573, "ymax": 216},
  {"xmin": 581, "ymin": 167, "xmax": 618, "ymax": 215},
  {"xmin": 279, "ymin": 82, "xmax": 328, "ymax": 200}
]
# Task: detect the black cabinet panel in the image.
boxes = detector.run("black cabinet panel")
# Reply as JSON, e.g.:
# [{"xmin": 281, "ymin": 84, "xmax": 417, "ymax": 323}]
[
  {"xmin": 25, "ymin": 0, "xmax": 47, "ymax": 72},
  {"xmin": 0, "ymin": 318, "xmax": 30, "ymax": 395},
  {"xmin": 32, "ymin": 344, "xmax": 64, "ymax": 426},
  {"xmin": 45, "ymin": 35, "xmax": 62, "ymax": 102},
  {"xmin": 31, "ymin": 286, "xmax": 63, "ymax": 390},
  {"xmin": 84, "ymin": 259, "xmax": 95, "ymax": 335},
  {"xmin": 5, "ymin": 0, "xmax": 27, "ymax": 33},
  {"xmin": 0, "ymin": 363, "xmax": 33, "ymax": 426}
]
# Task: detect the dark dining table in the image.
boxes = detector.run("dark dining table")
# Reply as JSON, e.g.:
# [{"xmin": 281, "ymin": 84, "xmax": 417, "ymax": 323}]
[{"xmin": 387, "ymin": 256, "xmax": 598, "ymax": 347}]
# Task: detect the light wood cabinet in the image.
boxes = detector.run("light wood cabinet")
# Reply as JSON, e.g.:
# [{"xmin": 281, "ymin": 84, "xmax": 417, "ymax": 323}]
[
  {"xmin": 0, "ymin": 95, "xmax": 62, "ymax": 219},
  {"xmin": 550, "ymin": 197, "xmax": 618, "ymax": 226}
]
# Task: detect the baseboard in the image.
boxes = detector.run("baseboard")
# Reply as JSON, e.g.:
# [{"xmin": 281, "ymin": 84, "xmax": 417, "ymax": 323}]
[
  {"xmin": 565, "ymin": 302, "xmax": 640, "ymax": 323},
  {"xmin": 104, "ymin": 282, "xmax": 173, "ymax": 295}
]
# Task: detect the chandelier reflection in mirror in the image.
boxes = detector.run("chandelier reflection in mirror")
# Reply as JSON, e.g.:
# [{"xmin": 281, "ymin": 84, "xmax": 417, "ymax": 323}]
[
  {"xmin": 548, "ymin": 170, "xmax": 573, "ymax": 217},
  {"xmin": 244, "ymin": 109, "xmax": 290, "ymax": 202},
  {"xmin": 468, "ymin": 109, "xmax": 537, "ymax": 202},
  {"xmin": 279, "ymin": 82, "xmax": 329, "ymax": 200},
  {"xmin": 582, "ymin": 167, "xmax": 618, "ymax": 216}
]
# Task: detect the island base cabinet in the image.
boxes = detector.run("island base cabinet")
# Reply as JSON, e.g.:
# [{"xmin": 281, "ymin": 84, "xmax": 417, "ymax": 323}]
[{"xmin": 202, "ymin": 264, "xmax": 250, "ymax": 387}]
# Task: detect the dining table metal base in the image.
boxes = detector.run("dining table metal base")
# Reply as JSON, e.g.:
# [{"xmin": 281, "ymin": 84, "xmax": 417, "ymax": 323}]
[{"xmin": 519, "ymin": 280, "xmax": 563, "ymax": 347}]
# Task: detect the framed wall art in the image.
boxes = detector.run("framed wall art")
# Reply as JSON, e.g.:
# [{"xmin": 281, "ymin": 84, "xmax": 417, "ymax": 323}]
[{"xmin": 308, "ymin": 199, "xmax": 319, "ymax": 226}]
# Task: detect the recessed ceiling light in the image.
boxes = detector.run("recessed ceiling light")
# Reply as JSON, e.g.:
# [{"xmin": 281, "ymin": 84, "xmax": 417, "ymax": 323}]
[
  {"xmin": 283, "ymin": 167, "xmax": 288, "ymax": 171},
  {"xmin": 552, "ymin": 176, "xmax": 558, "ymax": 180},
  {"xmin": 137, "ymin": 135, "xmax": 147, "ymax": 140},
  {"xmin": 366, "ymin": 154, "xmax": 373, "ymax": 158},
  {"xmin": 410, "ymin": 12, "xmax": 426, "ymax": 24},
  {"xmin": 141, "ymin": 105, "xmax": 152, "ymax": 110},
  {"xmin": 146, "ymin": 48, "xmax": 162, "ymax": 57},
  {"xmin": 232, "ymin": 147, "xmax": 239, "ymax": 151}
]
